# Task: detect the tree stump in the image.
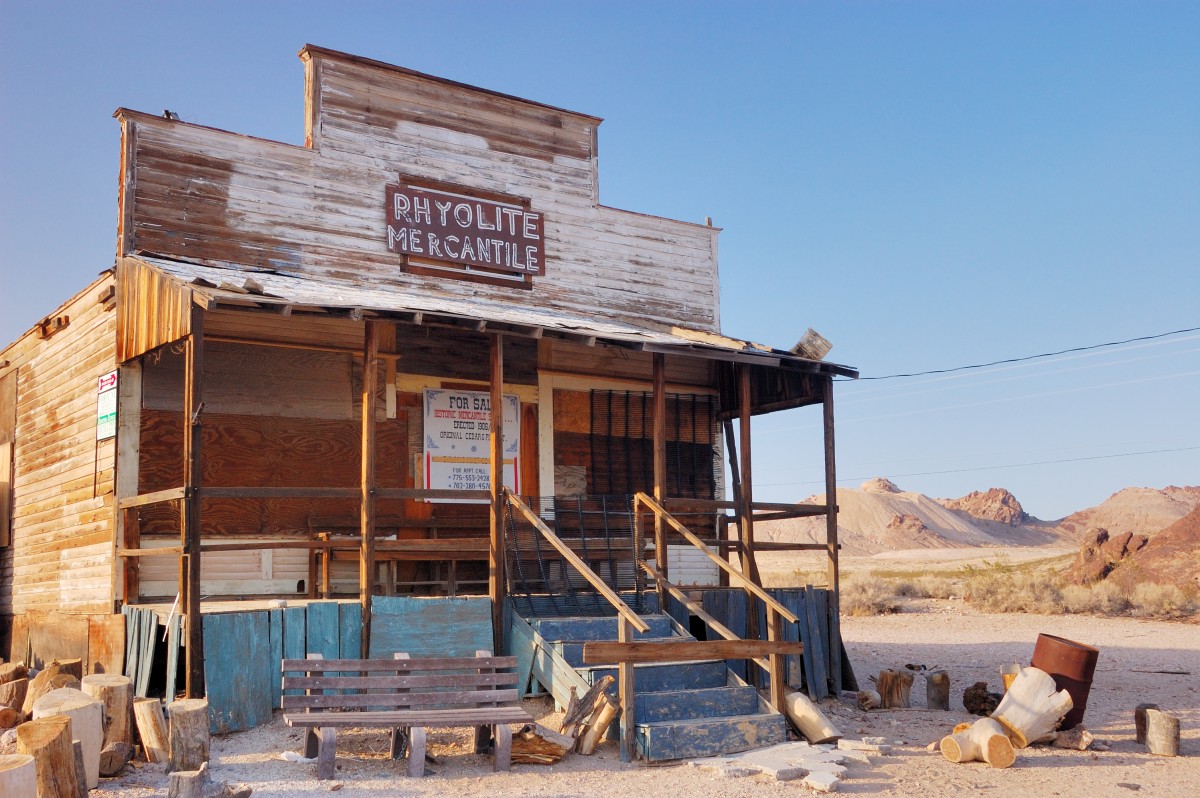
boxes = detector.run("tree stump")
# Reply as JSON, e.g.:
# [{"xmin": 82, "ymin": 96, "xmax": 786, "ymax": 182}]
[
  {"xmin": 940, "ymin": 717, "xmax": 1017, "ymax": 768},
  {"xmin": 134, "ymin": 698, "xmax": 170, "ymax": 763},
  {"xmin": 991, "ymin": 667, "xmax": 1073, "ymax": 748},
  {"xmin": 1134, "ymin": 703, "xmax": 1158, "ymax": 745},
  {"xmin": 31, "ymin": 687, "xmax": 103, "ymax": 789},
  {"xmin": 15, "ymin": 715, "xmax": 81, "ymax": 798},
  {"xmin": 0, "ymin": 662, "xmax": 28, "ymax": 685},
  {"xmin": 167, "ymin": 760, "xmax": 210, "ymax": 798},
  {"xmin": 168, "ymin": 699, "xmax": 210, "ymax": 772},
  {"xmin": 875, "ymin": 670, "xmax": 913, "ymax": 709},
  {"xmin": 783, "ymin": 690, "xmax": 842, "ymax": 744},
  {"xmin": 99, "ymin": 741, "xmax": 136, "ymax": 777},
  {"xmin": 0, "ymin": 679, "xmax": 29, "ymax": 719},
  {"xmin": 0, "ymin": 705, "xmax": 20, "ymax": 729},
  {"xmin": 925, "ymin": 671, "xmax": 950, "ymax": 711},
  {"xmin": 1144, "ymin": 708, "xmax": 1180, "ymax": 757},
  {"xmin": 0, "ymin": 753, "xmax": 36, "ymax": 798},
  {"xmin": 82, "ymin": 673, "xmax": 134, "ymax": 748}
]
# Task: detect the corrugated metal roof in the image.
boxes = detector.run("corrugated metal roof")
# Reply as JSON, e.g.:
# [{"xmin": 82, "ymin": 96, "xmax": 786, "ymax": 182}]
[{"xmin": 133, "ymin": 255, "xmax": 857, "ymax": 378}]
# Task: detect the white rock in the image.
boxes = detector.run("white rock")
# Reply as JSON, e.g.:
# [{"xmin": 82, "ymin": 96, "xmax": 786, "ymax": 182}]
[{"xmin": 804, "ymin": 770, "xmax": 842, "ymax": 792}]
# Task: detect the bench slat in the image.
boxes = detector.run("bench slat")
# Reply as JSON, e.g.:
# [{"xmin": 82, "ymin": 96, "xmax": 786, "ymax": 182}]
[
  {"xmin": 282, "ymin": 656, "xmax": 517, "ymax": 672},
  {"xmin": 281, "ymin": 688, "xmax": 519, "ymax": 710},
  {"xmin": 283, "ymin": 673, "xmax": 517, "ymax": 691},
  {"xmin": 284, "ymin": 707, "xmax": 533, "ymax": 728}
]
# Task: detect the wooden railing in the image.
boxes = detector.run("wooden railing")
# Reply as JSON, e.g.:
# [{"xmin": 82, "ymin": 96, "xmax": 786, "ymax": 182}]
[{"xmin": 632, "ymin": 492, "xmax": 797, "ymax": 714}]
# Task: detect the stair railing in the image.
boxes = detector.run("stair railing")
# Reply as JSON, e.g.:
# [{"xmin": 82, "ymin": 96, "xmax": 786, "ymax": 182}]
[
  {"xmin": 503, "ymin": 489, "xmax": 650, "ymax": 762},
  {"xmin": 632, "ymin": 492, "xmax": 800, "ymax": 713}
]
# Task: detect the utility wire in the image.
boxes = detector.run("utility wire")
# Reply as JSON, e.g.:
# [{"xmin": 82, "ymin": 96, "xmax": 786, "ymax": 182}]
[
  {"xmin": 841, "ymin": 325, "xmax": 1200, "ymax": 381},
  {"xmin": 757, "ymin": 445, "xmax": 1200, "ymax": 488}
]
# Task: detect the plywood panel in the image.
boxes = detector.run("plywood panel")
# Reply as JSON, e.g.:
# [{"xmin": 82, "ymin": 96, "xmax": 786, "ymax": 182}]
[{"xmin": 88, "ymin": 613, "xmax": 127, "ymax": 676}]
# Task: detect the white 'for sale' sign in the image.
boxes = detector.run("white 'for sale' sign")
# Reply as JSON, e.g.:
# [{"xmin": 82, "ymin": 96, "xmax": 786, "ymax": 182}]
[{"xmin": 423, "ymin": 388, "xmax": 520, "ymax": 501}]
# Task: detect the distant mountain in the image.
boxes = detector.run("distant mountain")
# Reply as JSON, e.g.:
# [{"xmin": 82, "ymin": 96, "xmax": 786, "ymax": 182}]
[
  {"xmin": 1057, "ymin": 486, "xmax": 1200, "ymax": 537},
  {"xmin": 756, "ymin": 478, "xmax": 1065, "ymax": 556}
]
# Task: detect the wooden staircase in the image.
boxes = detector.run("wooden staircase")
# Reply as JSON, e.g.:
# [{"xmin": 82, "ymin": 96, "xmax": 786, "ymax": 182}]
[{"xmin": 513, "ymin": 610, "xmax": 790, "ymax": 761}]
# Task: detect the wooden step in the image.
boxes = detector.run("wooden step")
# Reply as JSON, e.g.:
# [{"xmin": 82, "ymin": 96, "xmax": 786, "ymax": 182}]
[
  {"xmin": 634, "ymin": 685, "xmax": 763, "ymax": 724},
  {"xmin": 636, "ymin": 712, "xmax": 789, "ymax": 762},
  {"xmin": 529, "ymin": 614, "xmax": 675, "ymax": 642},
  {"xmin": 581, "ymin": 659, "xmax": 729, "ymax": 694}
]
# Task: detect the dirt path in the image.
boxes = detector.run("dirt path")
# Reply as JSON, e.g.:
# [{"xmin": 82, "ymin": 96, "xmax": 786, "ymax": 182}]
[{"xmin": 92, "ymin": 600, "xmax": 1198, "ymax": 797}]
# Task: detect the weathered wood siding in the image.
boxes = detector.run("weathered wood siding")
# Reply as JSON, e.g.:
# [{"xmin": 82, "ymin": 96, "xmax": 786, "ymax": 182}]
[
  {"xmin": 0, "ymin": 275, "xmax": 119, "ymax": 616},
  {"xmin": 117, "ymin": 47, "xmax": 720, "ymax": 334},
  {"xmin": 116, "ymin": 257, "xmax": 194, "ymax": 362}
]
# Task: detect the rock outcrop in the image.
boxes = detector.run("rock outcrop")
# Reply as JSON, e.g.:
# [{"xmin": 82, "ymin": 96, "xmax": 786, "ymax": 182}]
[
  {"xmin": 1066, "ymin": 528, "xmax": 1149, "ymax": 585},
  {"xmin": 939, "ymin": 488, "xmax": 1028, "ymax": 527}
]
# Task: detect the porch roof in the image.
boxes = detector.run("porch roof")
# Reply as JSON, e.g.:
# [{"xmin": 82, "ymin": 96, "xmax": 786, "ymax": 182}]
[{"xmin": 129, "ymin": 254, "xmax": 857, "ymax": 378}]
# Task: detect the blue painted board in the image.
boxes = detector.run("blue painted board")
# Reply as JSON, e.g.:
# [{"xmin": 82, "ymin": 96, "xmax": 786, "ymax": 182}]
[
  {"xmin": 635, "ymin": 685, "xmax": 760, "ymax": 723},
  {"xmin": 268, "ymin": 610, "xmax": 283, "ymax": 709},
  {"xmin": 583, "ymin": 660, "xmax": 728, "ymax": 693},
  {"xmin": 305, "ymin": 601, "xmax": 341, "ymax": 659},
  {"xmin": 338, "ymin": 603, "xmax": 362, "ymax": 659},
  {"xmin": 637, "ymin": 713, "xmax": 788, "ymax": 761},
  {"xmin": 369, "ymin": 596, "xmax": 492, "ymax": 658},
  {"xmin": 804, "ymin": 585, "xmax": 829, "ymax": 699},
  {"xmin": 204, "ymin": 612, "xmax": 273, "ymax": 733},
  {"xmin": 281, "ymin": 607, "xmax": 306, "ymax": 696}
]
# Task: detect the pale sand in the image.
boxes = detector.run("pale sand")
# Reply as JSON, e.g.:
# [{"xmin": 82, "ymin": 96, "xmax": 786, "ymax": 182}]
[{"xmin": 94, "ymin": 599, "xmax": 1198, "ymax": 797}]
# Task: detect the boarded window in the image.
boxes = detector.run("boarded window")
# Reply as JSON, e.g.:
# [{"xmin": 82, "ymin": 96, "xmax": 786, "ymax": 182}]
[
  {"xmin": 0, "ymin": 371, "xmax": 15, "ymax": 547},
  {"xmin": 588, "ymin": 390, "xmax": 719, "ymax": 499}
]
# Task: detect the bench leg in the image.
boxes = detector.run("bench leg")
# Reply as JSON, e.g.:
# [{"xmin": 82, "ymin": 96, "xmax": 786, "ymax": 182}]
[
  {"xmin": 407, "ymin": 727, "xmax": 427, "ymax": 777},
  {"xmin": 316, "ymin": 726, "xmax": 336, "ymax": 780},
  {"xmin": 390, "ymin": 727, "xmax": 408, "ymax": 760},
  {"xmin": 303, "ymin": 727, "xmax": 319, "ymax": 759},
  {"xmin": 493, "ymin": 724, "xmax": 512, "ymax": 772},
  {"xmin": 473, "ymin": 724, "xmax": 492, "ymax": 754}
]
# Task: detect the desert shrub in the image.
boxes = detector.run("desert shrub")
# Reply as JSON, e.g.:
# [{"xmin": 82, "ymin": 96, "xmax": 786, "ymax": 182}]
[
  {"xmin": 914, "ymin": 575, "xmax": 958, "ymax": 599},
  {"xmin": 840, "ymin": 574, "xmax": 901, "ymax": 616},
  {"xmin": 1130, "ymin": 583, "xmax": 1197, "ymax": 619},
  {"xmin": 891, "ymin": 579, "xmax": 925, "ymax": 598},
  {"xmin": 961, "ymin": 565, "xmax": 1064, "ymax": 614}
]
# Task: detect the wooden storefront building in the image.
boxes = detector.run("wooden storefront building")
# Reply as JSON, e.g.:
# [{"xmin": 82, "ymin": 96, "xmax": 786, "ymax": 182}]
[{"xmin": 0, "ymin": 46, "xmax": 857, "ymax": 758}]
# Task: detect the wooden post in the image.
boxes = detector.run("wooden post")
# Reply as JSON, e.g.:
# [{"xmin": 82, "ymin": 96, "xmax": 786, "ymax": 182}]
[
  {"xmin": 182, "ymin": 305, "xmax": 204, "ymax": 698},
  {"xmin": 617, "ymin": 615, "xmax": 634, "ymax": 763},
  {"xmin": 821, "ymin": 376, "xmax": 842, "ymax": 693},
  {"xmin": 926, "ymin": 670, "xmax": 951, "ymax": 710},
  {"xmin": 767, "ymin": 606, "xmax": 786, "ymax": 710},
  {"xmin": 488, "ymin": 334, "xmax": 506, "ymax": 652},
  {"xmin": 115, "ymin": 360, "xmax": 142, "ymax": 607},
  {"xmin": 360, "ymin": 320, "xmax": 379, "ymax": 654},
  {"xmin": 167, "ymin": 698, "xmax": 210, "ymax": 772},
  {"xmin": 737, "ymin": 365, "xmax": 761, "ymax": 679},
  {"xmin": 15, "ymin": 715, "xmax": 80, "ymax": 798},
  {"xmin": 651, "ymin": 353, "xmax": 667, "ymax": 599},
  {"xmin": 720, "ymin": 419, "xmax": 740, "ymax": 588}
]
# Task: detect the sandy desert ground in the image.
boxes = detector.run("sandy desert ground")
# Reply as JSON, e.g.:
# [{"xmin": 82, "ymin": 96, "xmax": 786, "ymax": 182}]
[{"xmin": 93, "ymin": 597, "xmax": 1198, "ymax": 798}]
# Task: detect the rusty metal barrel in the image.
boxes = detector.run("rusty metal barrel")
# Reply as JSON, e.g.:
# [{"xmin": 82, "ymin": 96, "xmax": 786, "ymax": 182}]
[{"xmin": 1030, "ymin": 633, "xmax": 1100, "ymax": 730}]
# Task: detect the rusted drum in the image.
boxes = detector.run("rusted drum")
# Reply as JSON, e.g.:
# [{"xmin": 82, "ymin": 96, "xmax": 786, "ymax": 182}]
[{"xmin": 1030, "ymin": 633, "xmax": 1099, "ymax": 729}]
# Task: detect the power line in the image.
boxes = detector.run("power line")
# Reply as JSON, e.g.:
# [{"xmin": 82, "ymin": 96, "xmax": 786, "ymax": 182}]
[
  {"xmin": 841, "ymin": 325, "xmax": 1200, "ymax": 381},
  {"xmin": 757, "ymin": 445, "xmax": 1200, "ymax": 488}
]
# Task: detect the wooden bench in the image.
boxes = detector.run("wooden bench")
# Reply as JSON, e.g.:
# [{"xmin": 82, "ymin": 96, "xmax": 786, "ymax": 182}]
[{"xmin": 281, "ymin": 652, "xmax": 532, "ymax": 778}]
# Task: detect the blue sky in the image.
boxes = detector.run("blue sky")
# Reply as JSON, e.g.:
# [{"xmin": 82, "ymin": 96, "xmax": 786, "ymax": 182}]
[{"xmin": 1, "ymin": 2, "xmax": 1196, "ymax": 520}]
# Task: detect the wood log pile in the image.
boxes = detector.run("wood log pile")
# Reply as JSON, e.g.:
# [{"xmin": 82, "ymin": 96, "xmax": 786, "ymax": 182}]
[{"xmin": 558, "ymin": 675, "xmax": 619, "ymax": 756}]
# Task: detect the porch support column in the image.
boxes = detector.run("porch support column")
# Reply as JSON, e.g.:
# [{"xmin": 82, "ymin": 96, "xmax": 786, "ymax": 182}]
[
  {"xmin": 651, "ymin": 353, "xmax": 667, "ymax": 598},
  {"xmin": 182, "ymin": 305, "xmax": 204, "ymax": 698},
  {"xmin": 359, "ymin": 320, "xmax": 379, "ymax": 654},
  {"xmin": 737, "ymin": 365, "xmax": 760, "ymax": 584},
  {"xmin": 822, "ymin": 375, "xmax": 842, "ymax": 693},
  {"xmin": 489, "ymin": 334, "xmax": 506, "ymax": 650}
]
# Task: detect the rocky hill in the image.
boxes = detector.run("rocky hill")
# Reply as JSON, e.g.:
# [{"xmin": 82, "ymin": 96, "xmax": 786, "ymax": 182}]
[
  {"xmin": 1058, "ymin": 486, "xmax": 1200, "ymax": 537},
  {"xmin": 756, "ymin": 478, "xmax": 1065, "ymax": 556}
]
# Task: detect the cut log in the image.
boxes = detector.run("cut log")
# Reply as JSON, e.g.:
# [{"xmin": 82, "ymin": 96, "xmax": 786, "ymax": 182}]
[
  {"xmin": 15, "ymin": 715, "xmax": 81, "ymax": 798},
  {"xmin": 168, "ymin": 760, "xmax": 210, "ymax": 798},
  {"xmin": 31, "ymin": 687, "xmax": 103, "ymax": 789},
  {"xmin": 168, "ymin": 698, "xmax": 210, "ymax": 772},
  {"xmin": 784, "ymin": 690, "xmax": 842, "ymax": 744},
  {"xmin": 0, "ymin": 705, "xmax": 19, "ymax": 729},
  {"xmin": 856, "ymin": 689, "xmax": 881, "ymax": 710},
  {"xmin": 22, "ymin": 661, "xmax": 68, "ymax": 716},
  {"xmin": 0, "ymin": 662, "xmax": 27, "ymax": 685},
  {"xmin": 1144, "ymin": 708, "xmax": 1180, "ymax": 757},
  {"xmin": 134, "ymin": 698, "xmax": 170, "ymax": 763},
  {"xmin": 0, "ymin": 679, "xmax": 28, "ymax": 719},
  {"xmin": 925, "ymin": 671, "xmax": 950, "ymax": 711},
  {"xmin": 940, "ymin": 717, "xmax": 1017, "ymax": 768},
  {"xmin": 55, "ymin": 660, "xmax": 84, "ymax": 681},
  {"xmin": 1134, "ymin": 703, "xmax": 1158, "ymax": 745},
  {"xmin": 82, "ymin": 673, "xmax": 134, "ymax": 748},
  {"xmin": 576, "ymin": 695, "xmax": 619, "ymax": 755},
  {"xmin": 874, "ymin": 670, "xmax": 913, "ymax": 709},
  {"xmin": 510, "ymin": 724, "xmax": 573, "ymax": 765},
  {"xmin": 991, "ymin": 667, "xmax": 1073, "ymax": 748},
  {"xmin": 99, "ymin": 741, "xmax": 136, "ymax": 776},
  {"xmin": 0, "ymin": 753, "xmax": 36, "ymax": 798}
]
